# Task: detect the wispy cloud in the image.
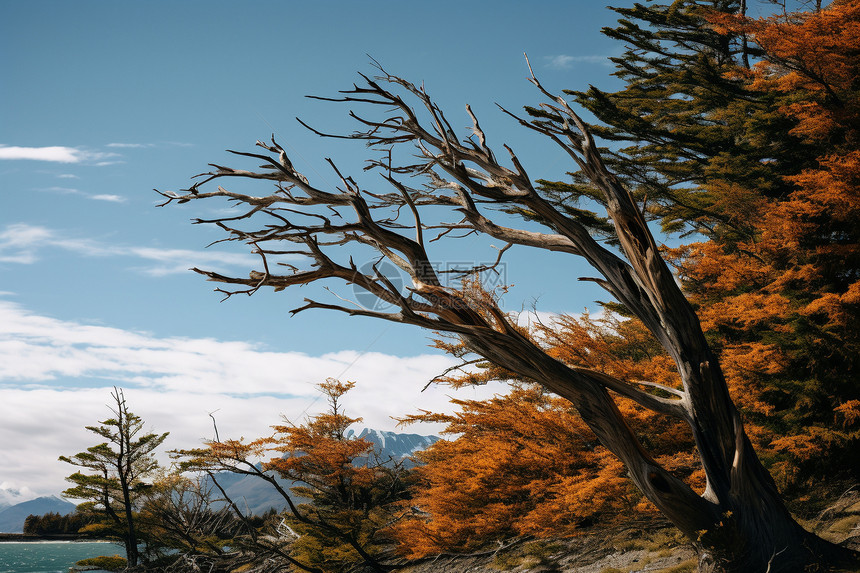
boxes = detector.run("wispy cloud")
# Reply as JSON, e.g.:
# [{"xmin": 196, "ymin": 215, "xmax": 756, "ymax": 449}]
[
  {"xmin": 57, "ymin": 173, "xmax": 79, "ymax": 179},
  {"xmin": 91, "ymin": 194, "xmax": 126, "ymax": 203},
  {"xmin": 0, "ymin": 145, "xmax": 120, "ymax": 164},
  {"xmin": 106, "ymin": 142, "xmax": 155, "ymax": 149},
  {"xmin": 37, "ymin": 186, "xmax": 127, "ymax": 203},
  {"xmin": 106, "ymin": 141, "xmax": 193, "ymax": 149},
  {"xmin": 544, "ymin": 54, "xmax": 612, "ymax": 69},
  {"xmin": 0, "ymin": 223, "xmax": 255, "ymax": 274},
  {"xmin": 0, "ymin": 225, "xmax": 53, "ymax": 263},
  {"xmin": 42, "ymin": 186, "xmax": 80, "ymax": 194},
  {"xmin": 0, "ymin": 299, "xmax": 502, "ymax": 498}
]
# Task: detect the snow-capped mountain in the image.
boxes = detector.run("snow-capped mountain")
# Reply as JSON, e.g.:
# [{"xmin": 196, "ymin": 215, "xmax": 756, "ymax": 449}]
[
  {"xmin": 13, "ymin": 430, "xmax": 441, "ymax": 522},
  {"xmin": 347, "ymin": 428, "xmax": 438, "ymax": 467},
  {"xmin": 208, "ymin": 429, "xmax": 438, "ymax": 515}
]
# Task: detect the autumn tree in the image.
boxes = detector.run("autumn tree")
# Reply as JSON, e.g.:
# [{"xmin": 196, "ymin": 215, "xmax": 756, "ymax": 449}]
[
  {"xmin": 693, "ymin": 0, "xmax": 860, "ymax": 488},
  {"xmin": 159, "ymin": 55, "xmax": 859, "ymax": 572},
  {"xmin": 178, "ymin": 379, "xmax": 411, "ymax": 573},
  {"xmin": 570, "ymin": 0, "xmax": 860, "ymax": 491},
  {"xmin": 268, "ymin": 379, "xmax": 412, "ymax": 572},
  {"xmin": 60, "ymin": 388, "xmax": 168, "ymax": 567},
  {"xmin": 394, "ymin": 385, "xmax": 646, "ymax": 556}
]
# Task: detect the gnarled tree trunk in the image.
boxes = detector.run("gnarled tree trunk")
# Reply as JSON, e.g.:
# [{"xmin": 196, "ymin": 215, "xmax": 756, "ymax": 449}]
[{"xmin": 159, "ymin": 67, "xmax": 858, "ymax": 572}]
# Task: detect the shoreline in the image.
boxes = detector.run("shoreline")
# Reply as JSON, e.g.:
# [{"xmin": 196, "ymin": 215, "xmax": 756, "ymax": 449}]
[{"xmin": 0, "ymin": 533, "xmax": 108, "ymax": 542}]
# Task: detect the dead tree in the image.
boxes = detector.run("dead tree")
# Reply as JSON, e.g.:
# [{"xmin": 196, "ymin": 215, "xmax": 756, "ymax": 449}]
[{"xmin": 159, "ymin": 66, "xmax": 858, "ymax": 572}]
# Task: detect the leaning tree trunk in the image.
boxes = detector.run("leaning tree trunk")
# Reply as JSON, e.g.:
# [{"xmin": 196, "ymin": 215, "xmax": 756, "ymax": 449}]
[
  {"xmin": 159, "ymin": 67, "xmax": 859, "ymax": 572},
  {"xmin": 460, "ymin": 318, "xmax": 853, "ymax": 572}
]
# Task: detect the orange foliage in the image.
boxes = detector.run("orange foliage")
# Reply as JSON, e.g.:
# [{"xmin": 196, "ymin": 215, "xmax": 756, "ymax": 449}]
[
  {"xmin": 393, "ymin": 312, "xmax": 704, "ymax": 557},
  {"xmin": 395, "ymin": 6, "xmax": 860, "ymax": 555},
  {"xmin": 677, "ymin": 0, "xmax": 860, "ymax": 487},
  {"xmin": 265, "ymin": 379, "xmax": 376, "ymax": 492},
  {"xmin": 391, "ymin": 384, "xmax": 641, "ymax": 557},
  {"xmin": 181, "ymin": 379, "xmax": 410, "ymax": 571}
]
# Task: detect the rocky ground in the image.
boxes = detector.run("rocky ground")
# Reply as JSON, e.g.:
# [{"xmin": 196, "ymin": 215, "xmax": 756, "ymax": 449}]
[{"xmin": 394, "ymin": 488, "xmax": 860, "ymax": 573}]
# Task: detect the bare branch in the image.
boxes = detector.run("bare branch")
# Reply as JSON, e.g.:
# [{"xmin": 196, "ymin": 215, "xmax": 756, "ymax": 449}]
[{"xmin": 161, "ymin": 65, "xmax": 786, "ymax": 546}]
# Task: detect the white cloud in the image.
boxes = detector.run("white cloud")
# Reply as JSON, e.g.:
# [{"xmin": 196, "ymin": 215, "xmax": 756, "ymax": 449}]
[
  {"xmin": 56, "ymin": 174, "xmax": 79, "ymax": 179},
  {"xmin": 0, "ymin": 145, "xmax": 119, "ymax": 164},
  {"xmin": 544, "ymin": 54, "xmax": 611, "ymax": 69},
  {"xmin": 90, "ymin": 194, "xmax": 126, "ymax": 202},
  {"xmin": 0, "ymin": 224, "xmax": 53, "ymax": 263},
  {"xmin": 0, "ymin": 482, "xmax": 38, "ymax": 507},
  {"xmin": 514, "ymin": 307, "xmax": 609, "ymax": 330},
  {"xmin": 0, "ymin": 146, "xmax": 82, "ymax": 163},
  {"xmin": 0, "ymin": 223, "xmax": 256, "ymax": 275},
  {"xmin": 0, "ymin": 300, "xmax": 505, "ymax": 499}
]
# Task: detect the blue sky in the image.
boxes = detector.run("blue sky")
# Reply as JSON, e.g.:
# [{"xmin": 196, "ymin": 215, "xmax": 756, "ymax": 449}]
[{"xmin": 1, "ymin": 1, "xmax": 635, "ymax": 501}]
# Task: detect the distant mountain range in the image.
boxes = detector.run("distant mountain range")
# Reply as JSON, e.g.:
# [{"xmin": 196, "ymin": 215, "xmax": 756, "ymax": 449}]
[
  {"xmin": 347, "ymin": 428, "xmax": 438, "ymax": 463},
  {"xmin": 209, "ymin": 428, "xmax": 439, "ymax": 515},
  {"xmin": 0, "ymin": 496, "xmax": 75, "ymax": 533},
  {"xmin": 0, "ymin": 429, "xmax": 438, "ymax": 531}
]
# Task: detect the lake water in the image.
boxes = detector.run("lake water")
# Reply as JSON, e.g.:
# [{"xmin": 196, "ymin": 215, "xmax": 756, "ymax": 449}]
[{"xmin": 0, "ymin": 541, "xmax": 121, "ymax": 573}]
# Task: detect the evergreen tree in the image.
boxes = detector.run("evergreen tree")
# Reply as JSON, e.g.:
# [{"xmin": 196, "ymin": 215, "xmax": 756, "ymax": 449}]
[
  {"xmin": 564, "ymin": 0, "xmax": 860, "ymax": 490},
  {"xmin": 59, "ymin": 388, "xmax": 168, "ymax": 567},
  {"xmin": 564, "ymin": 1, "xmax": 814, "ymax": 243},
  {"xmin": 672, "ymin": 0, "xmax": 860, "ymax": 488}
]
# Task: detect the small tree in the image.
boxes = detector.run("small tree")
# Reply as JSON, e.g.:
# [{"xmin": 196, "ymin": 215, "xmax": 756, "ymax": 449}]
[
  {"xmin": 268, "ymin": 379, "xmax": 411, "ymax": 572},
  {"xmin": 136, "ymin": 474, "xmax": 242, "ymax": 571},
  {"xmin": 178, "ymin": 379, "xmax": 411, "ymax": 573},
  {"xmin": 60, "ymin": 388, "xmax": 168, "ymax": 567}
]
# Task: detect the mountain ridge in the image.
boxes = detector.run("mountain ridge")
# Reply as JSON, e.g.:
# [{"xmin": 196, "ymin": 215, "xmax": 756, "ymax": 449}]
[
  {"xmin": 210, "ymin": 428, "xmax": 439, "ymax": 515},
  {"xmin": 0, "ymin": 495, "xmax": 76, "ymax": 533}
]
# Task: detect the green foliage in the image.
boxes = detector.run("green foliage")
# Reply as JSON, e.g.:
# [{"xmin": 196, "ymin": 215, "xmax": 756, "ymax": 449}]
[
  {"xmin": 74, "ymin": 554, "xmax": 127, "ymax": 572},
  {"xmin": 566, "ymin": 0, "xmax": 812, "ymax": 244},
  {"xmin": 59, "ymin": 388, "xmax": 168, "ymax": 567},
  {"xmin": 22, "ymin": 510, "xmax": 96, "ymax": 536},
  {"xmin": 557, "ymin": 0, "xmax": 860, "ymax": 493}
]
